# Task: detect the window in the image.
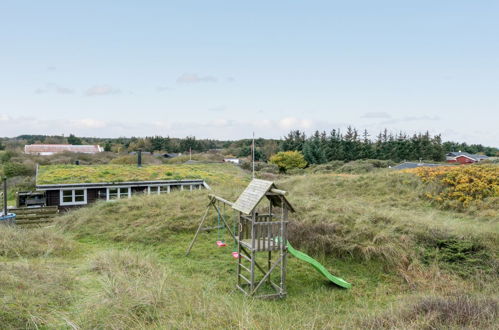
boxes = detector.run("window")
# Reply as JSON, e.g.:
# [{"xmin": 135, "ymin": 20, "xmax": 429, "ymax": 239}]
[
  {"xmin": 148, "ymin": 185, "xmax": 170, "ymax": 195},
  {"xmin": 148, "ymin": 186, "xmax": 159, "ymax": 195},
  {"xmin": 106, "ymin": 187, "xmax": 131, "ymax": 201},
  {"xmin": 60, "ymin": 189, "xmax": 87, "ymax": 205}
]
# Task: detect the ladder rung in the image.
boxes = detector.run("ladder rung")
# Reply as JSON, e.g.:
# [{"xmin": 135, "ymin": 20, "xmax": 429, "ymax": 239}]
[
  {"xmin": 239, "ymin": 274, "xmax": 251, "ymax": 284},
  {"xmin": 240, "ymin": 253, "xmax": 251, "ymax": 262},
  {"xmin": 239, "ymin": 263, "xmax": 250, "ymax": 273}
]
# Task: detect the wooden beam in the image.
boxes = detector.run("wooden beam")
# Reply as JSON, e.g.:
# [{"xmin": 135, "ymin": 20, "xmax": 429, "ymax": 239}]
[
  {"xmin": 269, "ymin": 188, "xmax": 286, "ymax": 195},
  {"xmin": 208, "ymin": 194, "xmax": 234, "ymax": 206}
]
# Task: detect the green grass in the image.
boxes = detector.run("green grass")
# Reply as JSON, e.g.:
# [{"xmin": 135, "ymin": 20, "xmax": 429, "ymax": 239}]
[
  {"xmin": 1, "ymin": 164, "xmax": 497, "ymax": 329},
  {"xmin": 36, "ymin": 163, "xmax": 247, "ymax": 186}
]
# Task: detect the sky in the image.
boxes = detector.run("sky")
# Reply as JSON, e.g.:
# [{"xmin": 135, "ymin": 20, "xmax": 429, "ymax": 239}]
[{"xmin": 0, "ymin": 1, "xmax": 498, "ymax": 146}]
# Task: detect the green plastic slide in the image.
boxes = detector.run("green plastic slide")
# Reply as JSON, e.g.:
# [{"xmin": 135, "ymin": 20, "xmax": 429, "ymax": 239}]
[{"xmin": 287, "ymin": 242, "xmax": 352, "ymax": 289}]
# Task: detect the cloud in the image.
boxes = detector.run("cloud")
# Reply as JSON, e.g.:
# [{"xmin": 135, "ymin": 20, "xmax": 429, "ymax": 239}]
[
  {"xmin": 56, "ymin": 86, "xmax": 74, "ymax": 94},
  {"xmin": 47, "ymin": 66, "xmax": 56, "ymax": 71},
  {"xmin": 208, "ymin": 105, "xmax": 226, "ymax": 112},
  {"xmin": 0, "ymin": 114, "xmax": 10, "ymax": 121},
  {"xmin": 380, "ymin": 115, "xmax": 440, "ymax": 125},
  {"xmin": 277, "ymin": 117, "xmax": 313, "ymax": 130},
  {"xmin": 71, "ymin": 118, "xmax": 107, "ymax": 128},
  {"xmin": 156, "ymin": 86, "xmax": 172, "ymax": 92},
  {"xmin": 176, "ymin": 73, "xmax": 218, "ymax": 84},
  {"xmin": 34, "ymin": 83, "xmax": 74, "ymax": 95},
  {"xmin": 226, "ymin": 77, "xmax": 235, "ymax": 82},
  {"xmin": 361, "ymin": 112, "xmax": 391, "ymax": 119},
  {"xmin": 85, "ymin": 85, "xmax": 121, "ymax": 96}
]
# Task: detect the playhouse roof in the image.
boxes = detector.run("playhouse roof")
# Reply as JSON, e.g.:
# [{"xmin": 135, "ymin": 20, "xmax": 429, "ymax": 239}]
[{"xmin": 232, "ymin": 179, "xmax": 295, "ymax": 215}]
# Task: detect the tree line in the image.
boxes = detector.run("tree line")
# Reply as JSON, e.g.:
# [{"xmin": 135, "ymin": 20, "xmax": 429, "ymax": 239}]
[
  {"xmin": 280, "ymin": 128, "xmax": 498, "ymax": 164},
  {"xmin": 5, "ymin": 129, "xmax": 498, "ymax": 163}
]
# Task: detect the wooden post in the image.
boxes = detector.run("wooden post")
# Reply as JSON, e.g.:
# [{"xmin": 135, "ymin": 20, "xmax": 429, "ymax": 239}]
[
  {"xmin": 279, "ymin": 197, "xmax": 285, "ymax": 297},
  {"xmin": 2, "ymin": 177, "xmax": 7, "ymax": 217},
  {"xmin": 237, "ymin": 212, "xmax": 241, "ymax": 288},
  {"xmin": 185, "ymin": 202, "xmax": 212, "ymax": 256},
  {"xmin": 250, "ymin": 211, "xmax": 256, "ymax": 293}
]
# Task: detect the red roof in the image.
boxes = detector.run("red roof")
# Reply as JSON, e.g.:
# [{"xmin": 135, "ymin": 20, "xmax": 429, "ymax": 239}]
[{"xmin": 25, "ymin": 144, "xmax": 103, "ymax": 154}]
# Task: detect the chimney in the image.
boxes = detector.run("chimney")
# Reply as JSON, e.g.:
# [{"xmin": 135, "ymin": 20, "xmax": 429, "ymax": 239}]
[{"xmin": 137, "ymin": 150, "xmax": 142, "ymax": 167}]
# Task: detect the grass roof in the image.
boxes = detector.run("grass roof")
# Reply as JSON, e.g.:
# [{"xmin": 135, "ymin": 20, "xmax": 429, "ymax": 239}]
[{"xmin": 36, "ymin": 164, "xmax": 247, "ymax": 186}]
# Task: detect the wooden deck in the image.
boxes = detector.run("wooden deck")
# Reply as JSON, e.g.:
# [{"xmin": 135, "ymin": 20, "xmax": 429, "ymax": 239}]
[
  {"xmin": 9, "ymin": 206, "xmax": 59, "ymax": 226},
  {"xmin": 239, "ymin": 238, "xmax": 285, "ymax": 252}
]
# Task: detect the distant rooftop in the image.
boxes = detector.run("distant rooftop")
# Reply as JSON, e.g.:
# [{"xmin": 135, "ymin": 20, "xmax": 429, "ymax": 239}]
[
  {"xmin": 25, "ymin": 144, "xmax": 103, "ymax": 155},
  {"xmin": 446, "ymin": 151, "xmax": 489, "ymax": 161}
]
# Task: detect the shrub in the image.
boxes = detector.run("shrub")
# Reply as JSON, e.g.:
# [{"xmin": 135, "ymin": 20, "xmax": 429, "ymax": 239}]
[
  {"xmin": 269, "ymin": 151, "xmax": 307, "ymax": 173},
  {"xmin": 410, "ymin": 164, "xmax": 499, "ymax": 208},
  {"xmin": 0, "ymin": 150, "xmax": 18, "ymax": 163},
  {"xmin": 2, "ymin": 162, "xmax": 34, "ymax": 177}
]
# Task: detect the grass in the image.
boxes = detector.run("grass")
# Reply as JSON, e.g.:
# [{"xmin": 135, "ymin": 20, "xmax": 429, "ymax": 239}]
[
  {"xmin": 0, "ymin": 164, "xmax": 497, "ymax": 328},
  {"xmin": 36, "ymin": 163, "xmax": 247, "ymax": 186},
  {"xmin": 361, "ymin": 294, "xmax": 498, "ymax": 329},
  {"xmin": 0, "ymin": 226, "xmax": 75, "ymax": 258}
]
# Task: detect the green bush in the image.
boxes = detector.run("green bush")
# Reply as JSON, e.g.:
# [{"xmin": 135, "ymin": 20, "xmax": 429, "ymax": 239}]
[
  {"xmin": 0, "ymin": 150, "xmax": 18, "ymax": 164},
  {"xmin": 2, "ymin": 162, "xmax": 34, "ymax": 177},
  {"xmin": 269, "ymin": 151, "xmax": 307, "ymax": 173}
]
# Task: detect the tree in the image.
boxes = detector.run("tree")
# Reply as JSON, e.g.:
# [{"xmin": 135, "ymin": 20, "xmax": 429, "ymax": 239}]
[
  {"xmin": 281, "ymin": 130, "xmax": 306, "ymax": 151},
  {"xmin": 180, "ymin": 136, "xmax": 200, "ymax": 152},
  {"xmin": 67, "ymin": 134, "xmax": 82, "ymax": 145},
  {"xmin": 269, "ymin": 151, "xmax": 307, "ymax": 173},
  {"xmin": 0, "ymin": 140, "xmax": 4, "ymax": 150},
  {"xmin": 302, "ymin": 131, "xmax": 327, "ymax": 164},
  {"xmin": 103, "ymin": 140, "xmax": 112, "ymax": 152}
]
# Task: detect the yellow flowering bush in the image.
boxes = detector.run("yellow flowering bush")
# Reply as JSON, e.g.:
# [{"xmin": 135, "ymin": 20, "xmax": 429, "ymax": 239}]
[{"xmin": 407, "ymin": 164, "xmax": 499, "ymax": 208}]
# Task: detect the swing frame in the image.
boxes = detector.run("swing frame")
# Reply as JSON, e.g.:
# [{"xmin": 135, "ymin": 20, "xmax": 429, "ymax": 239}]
[{"xmin": 186, "ymin": 179, "xmax": 295, "ymax": 299}]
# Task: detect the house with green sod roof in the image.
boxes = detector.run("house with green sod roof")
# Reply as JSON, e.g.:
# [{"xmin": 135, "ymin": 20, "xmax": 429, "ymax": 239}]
[{"xmin": 35, "ymin": 164, "xmax": 210, "ymax": 209}]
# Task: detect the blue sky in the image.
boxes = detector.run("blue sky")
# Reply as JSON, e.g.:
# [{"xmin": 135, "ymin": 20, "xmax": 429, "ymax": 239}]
[{"xmin": 0, "ymin": 1, "xmax": 498, "ymax": 146}]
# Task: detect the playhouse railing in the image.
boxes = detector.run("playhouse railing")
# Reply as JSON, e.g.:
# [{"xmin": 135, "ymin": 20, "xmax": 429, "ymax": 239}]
[{"xmin": 240, "ymin": 215, "xmax": 288, "ymax": 251}]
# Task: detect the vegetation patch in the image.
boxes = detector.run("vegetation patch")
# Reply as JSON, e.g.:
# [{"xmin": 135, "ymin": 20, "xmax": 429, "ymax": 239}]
[
  {"xmin": 408, "ymin": 164, "xmax": 499, "ymax": 209},
  {"xmin": 77, "ymin": 249, "xmax": 175, "ymax": 328},
  {"xmin": 36, "ymin": 163, "xmax": 247, "ymax": 186},
  {"xmin": 0, "ymin": 226, "xmax": 75, "ymax": 258},
  {"xmin": 0, "ymin": 261, "xmax": 76, "ymax": 329},
  {"xmin": 421, "ymin": 237, "xmax": 495, "ymax": 277},
  {"xmin": 362, "ymin": 294, "xmax": 498, "ymax": 329}
]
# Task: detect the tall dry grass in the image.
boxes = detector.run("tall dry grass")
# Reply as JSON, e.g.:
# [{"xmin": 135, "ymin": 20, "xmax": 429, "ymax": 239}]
[
  {"xmin": 0, "ymin": 261, "xmax": 76, "ymax": 329},
  {"xmin": 0, "ymin": 226, "xmax": 75, "ymax": 258},
  {"xmin": 362, "ymin": 294, "xmax": 498, "ymax": 329}
]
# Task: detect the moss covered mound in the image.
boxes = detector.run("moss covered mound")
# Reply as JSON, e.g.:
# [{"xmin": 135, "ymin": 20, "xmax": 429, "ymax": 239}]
[{"xmin": 36, "ymin": 163, "xmax": 247, "ymax": 186}]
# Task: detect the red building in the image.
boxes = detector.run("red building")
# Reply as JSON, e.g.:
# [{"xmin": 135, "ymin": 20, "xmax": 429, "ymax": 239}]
[{"xmin": 446, "ymin": 152, "xmax": 488, "ymax": 164}]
